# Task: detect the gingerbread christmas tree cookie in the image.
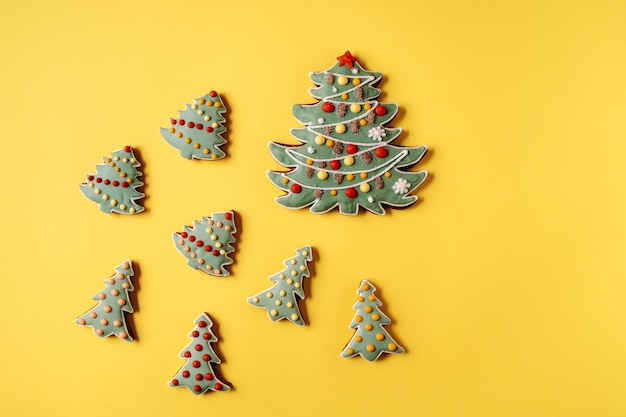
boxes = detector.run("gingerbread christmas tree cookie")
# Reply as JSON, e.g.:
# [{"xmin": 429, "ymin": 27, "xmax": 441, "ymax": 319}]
[
  {"xmin": 247, "ymin": 246, "xmax": 313, "ymax": 326},
  {"xmin": 168, "ymin": 313, "xmax": 230, "ymax": 395},
  {"xmin": 341, "ymin": 280, "xmax": 404, "ymax": 361},
  {"xmin": 161, "ymin": 91, "xmax": 228, "ymax": 160},
  {"xmin": 75, "ymin": 260, "xmax": 136, "ymax": 342},
  {"xmin": 267, "ymin": 51, "xmax": 427, "ymax": 215},
  {"xmin": 79, "ymin": 145, "xmax": 144, "ymax": 214},
  {"xmin": 173, "ymin": 211, "xmax": 237, "ymax": 276}
]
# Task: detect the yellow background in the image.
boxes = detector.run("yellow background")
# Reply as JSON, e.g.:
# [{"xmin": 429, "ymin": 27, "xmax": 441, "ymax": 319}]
[{"xmin": 1, "ymin": 0, "xmax": 625, "ymax": 415}]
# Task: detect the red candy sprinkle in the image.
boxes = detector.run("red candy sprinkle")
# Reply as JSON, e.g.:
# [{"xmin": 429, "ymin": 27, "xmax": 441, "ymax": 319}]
[
  {"xmin": 322, "ymin": 102, "xmax": 335, "ymax": 113},
  {"xmin": 203, "ymin": 333, "xmax": 210, "ymax": 340},
  {"xmin": 171, "ymin": 379, "xmax": 179, "ymax": 386},
  {"xmin": 329, "ymin": 160, "xmax": 341, "ymax": 170},
  {"xmin": 189, "ymin": 235, "xmax": 196, "ymax": 242},
  {"xmin": 212, "ymin": 250, "xmax": 219, "ymax": 256},
  {"xmin": 192, "ymin": 361, "xmax": 200, "ymax": 368},
  {"xmin": 122, "ymin": 182, "xmax": 129, "ymax": 188},
  {"xmin": 192, "ymin": 330, "xmax": 199, "ymax": 337},
  {"xmin": 375, "ymin": 147, "xmax": 388, "ymax": 158},
  {"xmin": 205, "ymin": 373, "xmax": 214, "ymax": 380},
  {"xmin": 195, "ymin": 374, "xmax": 203, "ymax": 381},
  {"xmin": 170, "ymin": 119, "xmax": 176, "ymax": 125},
  {"xmin": 198, "ymin": 321, "xmax": 207, "ymax": 328},
  {"xmin": 196, "ymin": 124, "xmax": 203, "ymax": 130},
  {"xmin": 182, "ymin": 370, "xmax": 190, "ymax": 378},
  {"xmin": 346, "ymin": 144, "xmax": 358, "ymax": 154},
  {"xmin": 96, "ymin": 178, "xmax": 102, "ymax": 183},
  {"xmin": 104, "ymin": 179, "xmax": 110, "ymax": 185},
  {"xmin": 195, "ymin": 344, "xmax": 203, "ymax": 351},
  {"xmin": 181, "ymin": 232, "xmax": 188, "ymax": 238},
  {"xmin": 193, "ymin": 385, "xmax": 201, "ymax": 392},
  {"xmin": 290, "ymin": 183, "xmax": 302, "ymax": 193},
  {"xmin": 375, "ymin": 105, "xmax": 387, "ymax": 116},
  {"xmin": 187, "ymin": 122, "xmax": 195, "ymax": 128},
  {"xmin": 202, "ymin": 354, "xmax": 210, "ymax": 361},
  {"xmin": 214, "ymin": 383, "xmax": 222, "ymax": 390},
  {"xmin": 124, "ymin": 145, "xmax": 131, "ymax": 153},
  {"xmin": 206, "ymin": 127, "xmax": 214, "ymax": 133},
  {"xmin": 184, "ymin": 351, "xmax": 191, "ymax": 358},
  {"xmin": 112, "ymin": 181, "xmax": 119, "ymax": 187},
  {"xmin": 224, "ymin": 212, "xmax": 232, "ymax": 220},
  {"xmin": 196, "ymin": 240, "xmax": 204, "ymax": 247},
  {"xmin": 88, "ymin": 175, "xmax": 94, "ymax": 181},
  {"xmin": 209, "ymin": 91, "xmax": 217, "ymax": 97},
  {"xmin": 346, "ymin": 187, "xmax": 357, "ymax": 198},
  {"xmin": 178, "ymin": 119, "xmax": 185, "ymax": 125},
  {"xmin": 204, "ymin": 245, "xmax": 212, "ymax": 251}
]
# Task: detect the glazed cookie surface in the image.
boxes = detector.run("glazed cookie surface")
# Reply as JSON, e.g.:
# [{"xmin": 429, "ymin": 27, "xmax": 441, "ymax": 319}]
[{"xmin": 268, "ymin": 51, "xmax": 427, "ymax": 215}]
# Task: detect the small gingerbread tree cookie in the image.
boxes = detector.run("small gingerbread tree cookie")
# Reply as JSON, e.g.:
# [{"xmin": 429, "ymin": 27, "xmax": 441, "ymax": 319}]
[
  {"xmin": 160, "ymin": 91, "xmax": 228, "ymax": 160},
  {"xmin": 341, "ymin": 280, "xmax": 404, "ymax": 361},
  {"xmin": 79, "ymin": 145, "xmax": 144, "ymax": 214},
  {"xmin": 247, "ymin": 246, "xmax": 313, "ymax": 326},
  {"xmin": 168, "ymin": 312, "xmax": 230, "ymax": 395},
  {"xmin": 75, "ymin": 260, "xmax": 136, "ymax": 342},
  {"xmin": 173, "ymin": 211, "xmax": 237, "ymax": 276}
]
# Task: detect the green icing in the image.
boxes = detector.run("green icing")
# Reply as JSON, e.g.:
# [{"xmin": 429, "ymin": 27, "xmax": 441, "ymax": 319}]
[
  {"xmin": 168, "ymin": 313, "xmax": 230, "ymax": 394},
  {"xmin": 160, "ymin": 92, "xmax": 227, "ymax": 160},
  {"xmin": 79, "ymin": 146, "xmax": 144, "ymax": 215},
  {"xmin": 75, "ymin": 260, "xmax": 135, "ymax": 342},
  {"xmin": 173, "ymin": 211, "xmax": 236, "ymax": 277},
  {"xmin": 268, "ymin": 53, "xmax": 428, "ymax": 215},
  {"xmin": 341, "ymin": 280, "xmax": 405, "ymax": 361},
  {"xmin": 247, "ymin": 246, "xmax": 313, "ymax": 326}
]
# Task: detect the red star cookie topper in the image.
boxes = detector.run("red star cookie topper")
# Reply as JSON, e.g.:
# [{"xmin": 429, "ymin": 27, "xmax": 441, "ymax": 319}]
[{"xmin": 337, "ymin": 50, "xmax": 357, "ymax": 69}]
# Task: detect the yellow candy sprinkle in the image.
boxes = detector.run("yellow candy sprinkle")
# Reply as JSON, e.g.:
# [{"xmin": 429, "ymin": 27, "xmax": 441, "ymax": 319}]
[
  {"xmin": 110, "ymin": 199, "xmax": 117, "ymax": 206},
  {"xmin": 204, "ymin": 115, "xmax": 211, "ymax": 121},
  {"xmin": 203, "ymin": 148, "xmax": 210, "ymax": 154},
  {"xmin": 282, "ymin": 177, "xmax": 289, "ymax": 184},
  {"xmin": 88, "ymin": 183, "xmax": 94, "ymax": 188},
  {"xmin": 198, "ymin": 98, "xmax": 206, "ymax": 105},
  {"xmin": 364, "ymin": 103, "xmax": 372, "ymax": 110},
  {"xmin": 210, "ymin": 234, "xmax": 217, "ymax": 241},
  {"xmin": 372, "ymin": 314, "xmax": 380, "ymax": 321},
  {"xmin": 270, "ymin": 309, "xmax": 278, "ymax": 317},
  {"xmin": 355, "ymin": 336, "xmax": 363, "ymax": 342},
  {"xmin": 194, "ymin": 143, "xmax": 200, "ymax": 149},
  {"xmin": 360, "ymin": 172, "xmax": 368, "ymax": 179},
  {"xmin": 330, "ymin": 190, "xmax": 337, "ymax": 196},
  {"xmin": 366, "ymin": 344, "xmax": 375, "ymax": 352},
  {"xmin": 197, "ymin": 110, "xmax": 204, "ymax": 115},
  {"xmin": 343, "ymin": 156, "xmax": 355, "ymax": 166},
  {"xmin": 362, "ymin": 283, "xmax": 370, "ymax": 291},
  {"xmin": 266, "ymin": 292, "xmax": 273, "ymax": 298},
  {"xmin": 212, "ymin": 122, "xmax": 218, "ymax": 128},
  {"xmin": 294, "ymin": 282, "xmax": 300, "ymax": 288},
  {"xmin": 335, "ymin": 124, "xmax": 346, "ymax": 134},
  {"xmin": 290, "ymin": 270, "xmax": 297, "ymax": 276},
  {"xmin": 185, "ymin": 138, "xmax": 191, "ymax": 144},
  {"xmin": 290, "ymin": 259, "xmax": 297, "ymax": 265},
  {"xmin": 279, "ymin": 273, "xmax": 285, "ymax": 279},
  {"xmin": 337, "ymin": 75, "xmax": 348, "ymax": 85},
  {"xmin": 314, "ymin": 135, "xmax": 325, "ymax": 145},
  {"xmin": 346, "ymin": 348, "xmax": 355, "ymax": 355},
  {"xmin": 341, "ymin": 93, "xmax": 348, "ymax": 100},
  {"xmin": 169, "ymin": 127, "xmax": 175, "ymax": 133},
  {"xmin": 105, "ymin": 158, "xmax": 111, "ymax": 163},
  {"xmin": 275, "ymin": 299, "xmax": 282, "ymax": 306},
  {"xmin": 94, "ymin": 188, "xmax": 101, "ymax": 194},
  {"xmin": 207, "ymin": 101, "xmax": 214, "ymax": 106},
  {"xmin": 302, "ymin": 250, "xmax": 308, "ymax": 256},
  {"xmin": 109, "ymin": 162, "xmax": 115, "ymax": 167},
  {"xmin": 352, "ymin": 78, "xmax": 361, "ymax": 85},
  {"xmin": 220, "ymin": 249, "xmax": 225, "ymax": 255},
  {"xmin": 346, "ymin": 173, "xmax": 355, "ymax": 181},
  {"xmin": 120, "ymin": 172, "xmax": 127, "ymax": 178},
  {"xmin": 355, "ymin": 315, "xmax": 363, "ymax": 322},
  {"xmin": 215, "ymin": 102, "xmax": 222, "ymax": 108},
  {"xmin": 206, "ymin": 227, "xmax": 213, "ymax": 234},
  {"xmin": 115, "ymin": 167, "xmax": 121, "ymax": 172},
  {"xmin": 360, "ymin": 183, "xmax": 371, "ymax": 193},
  {"xmin": 306, "ymin": 159, "xmax": 313, "ymax": 165},
  {"xmin": 211, "ymin": 154, "xmax": 218, "ymax": 159},
  {"xmin": 358, "ymin": 296, "xmax": 365, "ymax": 302},
  {"xmin": 384, "ymin": 172, "xmax": 391, "ymax": 178},
  {"xmin": 176, "ymin": 132, "xmax": 183, "ymax": 138},
  {"xmin": 215, "ymin": 242, "xmax": 222, "ymax": 248},
  {"xmin": 364, "ymin": 306, "xmax": 373, "ymax": 313},
  {"xmin": 286, "ymin": 302, "xmax": 293, "ymax": 308},
  {"xmin": 317, "ymin": 170, "xmax": 328, "ymax": 180},
  {"xmin": 102, "ymin": 194, "xmax": 109, "ymax": 201},
  {"xmin": 191, "ymin": 104, "xmax": 198, "ymax": 110},
  {"xmin": 368, "ymin": 295, "xmax": 375, "ymax": 301},
  {"xmin": 299, "ymin": 265, "xmax": 306, "ymax": 271},
  {"xmin": 119, "ymin": 204, "xmax": 127, "ymax": 211},
  {"xmin": 129, "ymin": 208, "xmax": 136, "ymax": 214},
  {"xmin": 290, "ymin": 314, "xmax": 299, "ymax": 321},
  {"xmin": 376, "ymin": 333, "xmax": 385, "ymax": 341},
  {"xmin": 325, "ymin": 139, "xmax": 334, "ymax": 147},
  {"xmin": 287, "ymin": 279, "xmax": 293, "ymax": 285},
  {"xmin": 252, "ymin": 297, "xmax": 259, "ymax": 303},
  {"xmin": 388, "ymin": 343, "xmax": 397, "ymax": 351},
  {"xmin": 350, "ymin": 104, "xmax": 361, "ymax": 113},
  {"xmin": 279, "ymin": 290, "xmax": 286, "ymax": 296},
  {"xmin": 365, "ymin": 324, "xmax": 373, "ymax": 331},
  {"xmin": 359, "ymin": 119, "xmax": 367, "ymax": 126}
]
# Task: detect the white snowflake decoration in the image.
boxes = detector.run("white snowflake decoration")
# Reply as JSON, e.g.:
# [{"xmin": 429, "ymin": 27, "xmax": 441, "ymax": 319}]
[
  {"xmin": 392, "ymin": 178, "xmax": 411, "ymax": 195},
  {"xmin": 332, "ymin": 86, "xmax": 338, "ymax": 93},
  {"xmin": 317, "ymin": 117, "xmax": 325, "ymax": 124},
  {"xmin": 367, "ymin": 126, "xmax": 386, "ymax": 141},
  {"xmin": 367, "ymin": 196, "xmax": 375, "ymax": 203},
  {"xmin": 307, "ymin": 146, "xmax": 316, "ymax": 154}
]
